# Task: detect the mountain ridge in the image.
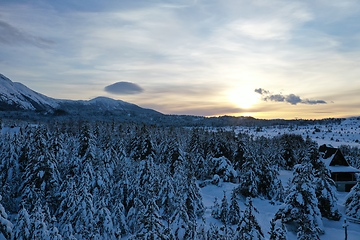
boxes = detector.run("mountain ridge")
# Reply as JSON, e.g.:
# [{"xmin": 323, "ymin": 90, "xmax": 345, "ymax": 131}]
[{"xmin": 0, "ymin": 74, "xmax": 162, "ymax": 116}]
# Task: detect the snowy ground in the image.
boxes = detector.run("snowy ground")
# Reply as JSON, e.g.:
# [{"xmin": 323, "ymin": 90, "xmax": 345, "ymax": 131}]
[
  {"xmin": 200, "ymin": 175, "xmax": 360, "ymax": 240},
  {"xmin": 232, "ymin": 117, "xmax": 360, "ymax": 148}
]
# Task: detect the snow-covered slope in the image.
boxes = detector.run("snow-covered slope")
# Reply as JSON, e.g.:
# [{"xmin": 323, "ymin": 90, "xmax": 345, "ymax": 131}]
[
  {"xmin": 0, "ymin": 74, "xmax": 161, "ymax": 116},
  {"xmin": 57, "ymin": 96, "xmax": 161, "ymax": 115},
  {"xmin": 0, "ymin": 74, "xmax": 59, "ymax": 111}
]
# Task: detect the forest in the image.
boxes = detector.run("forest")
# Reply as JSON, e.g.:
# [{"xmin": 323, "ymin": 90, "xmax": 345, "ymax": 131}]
[{"xmin": 1, "ymin": 120, "xmax": 360, "ymax": 239}]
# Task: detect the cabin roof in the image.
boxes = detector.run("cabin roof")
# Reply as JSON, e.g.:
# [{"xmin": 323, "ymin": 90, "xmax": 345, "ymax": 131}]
[{"xmin": 319, "ymin": 144, "xmax": 360, "ymax": 173}]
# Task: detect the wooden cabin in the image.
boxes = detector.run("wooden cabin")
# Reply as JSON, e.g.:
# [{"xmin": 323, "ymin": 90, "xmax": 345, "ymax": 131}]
[{"xmin": 319, "ymin": 144, "xmax": 360, "ymax": 192}]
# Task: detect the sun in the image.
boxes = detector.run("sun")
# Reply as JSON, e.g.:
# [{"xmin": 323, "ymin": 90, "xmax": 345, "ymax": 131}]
[{"xmin": 228, "ymin": 88, "xmax": 260, "ymax": 109}]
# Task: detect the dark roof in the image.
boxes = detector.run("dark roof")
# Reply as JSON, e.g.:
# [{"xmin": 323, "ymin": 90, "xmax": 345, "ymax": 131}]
[{"xmin": 319, "ymin": 144, "xmax": 349, "ymax": 167}]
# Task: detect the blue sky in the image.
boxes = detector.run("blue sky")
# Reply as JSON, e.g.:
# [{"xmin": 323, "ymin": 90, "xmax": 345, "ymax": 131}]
[{"xmin": 1, "ymin": 0, "xmax": 360, "ymax": 119}]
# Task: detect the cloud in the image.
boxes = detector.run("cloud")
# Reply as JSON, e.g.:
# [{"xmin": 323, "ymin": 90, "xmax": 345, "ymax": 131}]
[
  {"xmin": 255, "ymin": 88, "xmax": 327, "ymax": 105},
  {"xmin": 104, "ymin": 82, "xmax": 144, "ymax": 95},
  {"xmin": 0, "ymin": 19, "xmax": 54, "ymax": 47}
]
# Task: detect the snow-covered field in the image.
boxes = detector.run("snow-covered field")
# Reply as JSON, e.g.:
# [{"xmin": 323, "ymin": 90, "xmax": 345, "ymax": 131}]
[{"xmin": 234, "ymin": 117, "xmax": 360, "ymax": 148}]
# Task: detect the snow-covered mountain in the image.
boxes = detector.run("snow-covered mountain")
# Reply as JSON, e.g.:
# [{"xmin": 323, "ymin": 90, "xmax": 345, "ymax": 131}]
[
  {"xmin": 0, "ymin": 74, "xmax": 161, "ymax": 116},
  {"xmin": 0, "ymin": 74, "xmax": 59, "ymax": 111},
  {"xmin": 57, "ymin": 96, "xmax": 160, "ymax": 115}
]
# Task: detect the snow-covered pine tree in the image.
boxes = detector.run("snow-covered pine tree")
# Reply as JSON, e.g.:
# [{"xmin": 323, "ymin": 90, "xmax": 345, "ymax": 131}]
[
  {"xmin": 211, "ymin": 198, "xmax": 221, "ymax": 219},
  {"xmin": 31, "ymin": 203, "xmax": 50, "ymax": 239},
  {"xmin": 127, "ymin": 197, "xmax": 146, "ymax": 234},
  {"xmin": 207, "ymin": 224, "xmax": 223, "ymax": 239},
  {"xmin": 184, "ymin": 175, "xmax": 205, "ymax": 220},
  {"xmin": 228, "ymin": 190, "xmax": 241, "ymax": 225},
  {"xmin": 296, "ymin": 218, "xmax": 321, "ymax": 240},
  {"xmin": 94, "ymin": 199, "xmax": 116, "ymax": 239},
  {"xmin": 57, "ymin": 172, "xmax": 96, "ymax": 239},
  {"xmin": 235, "ymin": 146, "xmax": 261, "ymax": 198},
  {"xmin": 72, "ymin": 174, "xmax": 96, "ymax": 239},
  {"xmin": 48, "ymin": 216, "xmax": 63, "ymax": 240},
  {"xmin": 129, "ymin": 133, "xmax": 153, "ymax": 161},
  {"xmin": 275, "ymin": 163, "xmax": 324, "ymax": 238},
  {"xmin": 170, "ymin": 200, "xmax": 191, "ymax": 239},
  {"xmin": 345, "ymin": 174, "xmax": 360, "ymax": 219},
  {"xmin": 59, "ymin": 223, "xmax": 76, "ymax": 240},
  {"xmin": 235, "ymin": 197, "xmax": 264, "ymax": 240},
  {"xmin": 219, "ymin": 191, "xmax": 229, "ymax": 224},
  {"xmin": 111, "ymin": 200, "xmax": 128, "ymax": 238},
  {"xmin": 269, "ymin": 217, "xmax": 287, "ymax": 240},
  {"xmin": 13, "ymin": 206, "xmax": 31, "ymax": 240},
  {"xmin": 211, "ymin": 156, "xmax": 237, "ymax": 182},
  {"xmin": 20, "ymin": 127, "xmax": 61, "ymax": 213},
  {"xmin": 78, "ymin": 123, "xmax": 97, "ymax": 163},
  {"xmin": 0, "ymin": 133, "xmax": 21, "ymax": 213},
  {"xmin": 271, "ymin": 179, "xmax": 285, "ymax": 204},
  {"xmin": 313, "ymin": 159, "xmax": 341, "ymax": 220},
  {"xmin": 132, "ymin": 198, "xmax": 166, "ymax": 239},
  {"xmin": 157, "ymin": 175, "xmax": 177, "ymax": 220},
  {"xmin": 0, "ymin": 195, "xmax": 13, "ymax": 239}
]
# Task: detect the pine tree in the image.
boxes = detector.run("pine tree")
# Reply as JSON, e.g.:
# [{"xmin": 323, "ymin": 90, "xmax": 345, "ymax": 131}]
[
  {"xmin": 275, "ymin": 163, "xmax": 324, "ymax": 238},
  {"xmin": 345, "ymin": 175, "xmax": 360, "ymax": 219},
  {"xmin": 211, "ymin": 198, "xmax": 221, "ymax": 219},
  {"xmin": 0, "ymin": 195, "xmax": 13, "ymax": 239},
  {"xmin": 296, "ymin": 218, "xmax": 320, "ymax": 240},
  {"xmin": 94, "ymin": 199, "xmax": 116, "ymax": 239},
  {"xmin": 129, "ymin": 133, "xmax": 153, "ymax": 161},
  {"xmin": 219, "ymin": 191, "xmax": 229, "ymax": 224},
  {"xmin": 235, "ymin": 197, "xmax": 264, "ymax": 240},
  {"xmin": 271, "ymin": 179, "xmax": 285, "ymax": 204},
  {"xmin": 196, "ymin": 223, "xmax": 207, "ymax": 240},
  {"xmin": 48, "ymin": 217, "xmax": 63, "ymax": 240},
  {"xmin": 31, "ymin": 204, "xmax": 50, "ymax": 239},
  {"xmin": 72, "ymin": 175, "xmax": 96, "ymax": 239},
  {"xmin": 207, "ymin": 224, "xmax": 222, "ymax": 239},
  {"xmin": 0, "ymin": 134, "xmax": 21, "ymax": 213},
  {"xmin": 59, "ymin": 223, "xmax": 76, "ymax": 240},
  {"xmin": 20, "ymin": 127, "xmax": 61, "ymax": 211},
  {"xmin": 157, "ymin": 175, "xmax": 177, "ymax": 219},
  {"xmin": 13, "ymin": 206, "xmax": 31, "ymax": 240},
  {"xmin": 313, "ymin": 159, "xmax": 341, "ymax": 220},
  {"xmin": 132, "ymin": 198, "xmax": 166, "ymax": 239},
  {"xmin": 127, "ymin": 197, "xmax": 146, "ymax": 234},
  {"xmin": 308, "ymin": 141, "xmax": 341, "ymax": 220},
  {"xmin": 228, "ymin": 190, "xmax": 241, "ymax": 225},
  {"xmin": 269, "ymin": 218, "xmax": 287, "ymax": 240},
  {"xmin": 235, "ymin": 144, "xmax": 262, "ymax": 198}
]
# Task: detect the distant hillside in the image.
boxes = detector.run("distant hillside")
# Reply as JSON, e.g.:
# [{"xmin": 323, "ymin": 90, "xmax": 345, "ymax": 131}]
[
  {"xmin": 0, "ymin": 74, "xmax": 59, "ymax": 111},
  {"xmin": 0, "ymin": 74, "xmax": 162, "ymax": 118}
]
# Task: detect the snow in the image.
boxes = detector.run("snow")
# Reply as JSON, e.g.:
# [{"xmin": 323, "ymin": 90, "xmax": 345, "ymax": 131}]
[
  {"xmin": 233, "ymin": 117, "xmax": 360, "ymax": 148},
  {"xmin": 0, "ymin": 74, "xmax": 59, "ymax": 110},
  {"xmin": 200, "ymin": 178, "xmax": 360, "ymax": 240},
  {"xmin": 1, "ymin": 126, "xmax": 20, "ymax": 136}
]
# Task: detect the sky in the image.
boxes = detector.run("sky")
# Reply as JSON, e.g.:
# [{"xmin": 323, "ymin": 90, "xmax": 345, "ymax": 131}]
[{"xmin": 1, "ymin": 0, "xmax": 360, "ymax": 119}]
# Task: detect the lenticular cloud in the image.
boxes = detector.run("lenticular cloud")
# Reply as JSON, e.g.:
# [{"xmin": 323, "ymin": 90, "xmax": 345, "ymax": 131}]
[{"xmin": 104, "ymin": 82, "xmax": 144, "ymax": 95}]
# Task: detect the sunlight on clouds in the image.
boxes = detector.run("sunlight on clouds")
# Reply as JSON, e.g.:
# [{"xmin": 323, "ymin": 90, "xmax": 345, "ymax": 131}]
[{"xmin": 228, "ymin": 87, "xmax": 260, "ymax": 109}]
